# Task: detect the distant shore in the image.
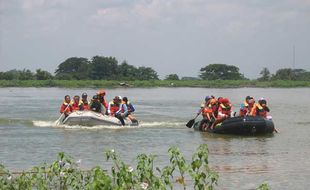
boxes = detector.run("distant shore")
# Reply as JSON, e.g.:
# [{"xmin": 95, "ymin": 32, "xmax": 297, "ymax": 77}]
[{"xmin": 0, "ymin": 79, "xmax": 310, "ymax": 88}]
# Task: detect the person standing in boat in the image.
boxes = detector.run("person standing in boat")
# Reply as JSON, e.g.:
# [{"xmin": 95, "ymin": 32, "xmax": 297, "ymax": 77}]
[
  {"xmin": 108, "ymin": 96, "xmax": 127, "ymax": 126},
  {"xmin": 239, "ymin": 96, "xmax": 255, "ymax": 117},
  {"xmin": 81, "ymin": 92, "xmax": 90, "ymax": 110},
  {"xmin": 122, "ymin": 97, "xmax": 138, "ymax": 123},
  {"xmin": 250, "ymin": 98, "xmax": 270, "ymax": 118},
  {"xmin": 71, "ymin": 95, "xmax": 84, "ymax": 111},
  {"xmin": 60, "ymin": 95, "xmax": 73, "ymax": 117},
  {"xmin": 209, "ymin": 98, "xmax": 232, "ymax": 129},
  {"xmin": 97, "ymin": 90, "xmax": 108, "ymax": 111},
  {"xmin": 89, "ymin": 95, "xmax": 106, "ymax": 114}
]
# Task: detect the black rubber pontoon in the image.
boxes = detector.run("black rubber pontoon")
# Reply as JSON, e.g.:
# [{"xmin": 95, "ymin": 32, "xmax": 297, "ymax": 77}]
[{"xmin": 193, "ymin": 116, "xmax": 274, "ymax": 135}]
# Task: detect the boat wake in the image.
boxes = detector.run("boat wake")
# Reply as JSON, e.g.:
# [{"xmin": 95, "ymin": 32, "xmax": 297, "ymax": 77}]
[
  {"xmin": 32, "ymin": 120, "xmax": 184, "ymax": 129},
  {"xmin": 32, "ymin": 120, "xmax": 58, "ymax": 127}
]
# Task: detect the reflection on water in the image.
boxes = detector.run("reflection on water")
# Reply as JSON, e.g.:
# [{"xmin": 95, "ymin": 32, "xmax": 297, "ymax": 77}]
[
  {"xmin": 213, "ymin": 164, "xmax": 270, "ymax": 174},
  {"xmin": 0, "ymin": 87, "xmax": 310, "ymax": 189}
]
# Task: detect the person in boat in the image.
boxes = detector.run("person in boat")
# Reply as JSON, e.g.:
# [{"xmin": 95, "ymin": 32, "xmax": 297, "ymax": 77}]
[
  {"xmin": 198, "ymin": 95, "xmax": 213, "ymax": 114},
  {"xmin": 89, "ymin": 95, "xmax": 106, "ymax": 114},
  {"xmin": 250, "ymin": 98, "xmax": 270, "ymax": 118},
  {"xmin": 239, "ymin": 96, "xmax": 255, "ymax": 117},
  {"xmin": 60, "ymin": 95, "xmax": 73, "ymax": 117},
  {"xmin": 71, "ymin": 95, "xmax": 84, "ymax": 111},
  {"xmin": 97, "ymin": 90, "xmax": 108, "ymax": 111},
  {"xmin": 108, "ymin": 96, "xmax": 127, "ymax": 126},
  {"xmin": 209, "ymin": 98, "xmax": 232, "ymax": 129},
  {"xmin": 122, "ymin": 97, "xmax": 138, "ymax": 123},
  {"xmin": 199, "ymin": 96, "xmax": 217, "ymax": 130},
  {"xmin": 81, "ymin": 92, "xmax": 89, "ymax": 110}
]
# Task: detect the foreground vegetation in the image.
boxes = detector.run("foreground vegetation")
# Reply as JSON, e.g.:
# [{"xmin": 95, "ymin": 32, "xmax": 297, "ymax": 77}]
[
  {"xmin": 0, "ymin": 145, "xmax": 218, "ymax": 190},
  {"xmin": 0, "ymin": 79, "xmax": 310, "ymax": 88},
  {"xmin": 0, "ymin": 144, "xmax": 269, "ymax": 190}
]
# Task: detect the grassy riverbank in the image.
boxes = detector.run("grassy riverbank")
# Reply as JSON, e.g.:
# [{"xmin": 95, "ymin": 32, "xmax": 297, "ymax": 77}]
[{"xmin": 0, "ymin": 79, "xmax": 310, "ymax": 88}]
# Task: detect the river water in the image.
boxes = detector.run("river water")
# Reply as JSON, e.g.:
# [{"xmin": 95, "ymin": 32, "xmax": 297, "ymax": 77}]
[{"xmin": 0, "ymin": 87, "xmax": 309, "ymax": 189}]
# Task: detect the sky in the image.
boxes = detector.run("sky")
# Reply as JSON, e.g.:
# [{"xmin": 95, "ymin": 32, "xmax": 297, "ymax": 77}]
[{"xmin": 0, "ymin": 0, "xmax": 309, "ymax": 79}]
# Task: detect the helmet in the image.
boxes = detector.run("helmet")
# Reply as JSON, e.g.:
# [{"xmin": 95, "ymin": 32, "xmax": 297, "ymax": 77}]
[
  {"xmin": 258, "ymin": 98, "xmax": 267, "ymax": 105},
  {"xmin": 97, "ymin": 90, "xmax": 106, "ymax": 96},
  {"xmin": 92, "ymin": 95, "xmax": 98, "ymax": 100},
  {"xmin": 245, "ymin": 96, "xmax": 252, "ymax": 100},
  {"xmin": 221, "ymin": 98, "xmax": 229, "ymax": 104},
  {"xmin": 205, "ymin": 96, "xmax": 211, "ymax": 102},
  {"xmin": 82, "ymin": 92, "xmax": 87, "ymax": 97},
  {"xmin": 217, "ymin": 97, "xmax": 223, "ymax": 103}
]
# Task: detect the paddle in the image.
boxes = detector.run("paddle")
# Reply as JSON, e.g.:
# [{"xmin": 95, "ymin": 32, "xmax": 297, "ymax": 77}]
[
  {"xmin": 186, "ymin": 112, "xmax": 200, "ymax": 128},
  {"xmin": 55, "ymin": 104, "xmax": 70, "ymax": 126}
]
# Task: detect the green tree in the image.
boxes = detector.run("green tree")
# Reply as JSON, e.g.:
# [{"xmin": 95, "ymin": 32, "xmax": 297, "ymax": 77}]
[
  {"xmin": 296, "ymin": 71, "xmax": 310, "ymax": 81},
  {"xmin": 117, "ymin": 61, "xmax": 138, "ymax": 80},
  {"xmin": 272, "ymin": 68, "xmax": 295, "ymax": 80},
  {"xmin": 136, "ymin": 66, "xmax": 159, "ymax": 80},
  {"xmin": 0, "ymin": 70, "xmax": 19, "ymax": 80},
  {"xmin": 165, "ymin": 74, "xmax": 179, "ymax": 80},
  {"xmin": 89, "ymin": 56, "xmax": 118, "ymax": 80},
  {"xmin": 18, "ymin": 69, "xmax": 35, "ymax": 80},
  {"xmin": 35, "ymin": 69, "xmax": 53, "ymax": 80},
  {"xmin": 55, "ymin": 57, "xmax": 90, "ymax": 80},
  {"xmin": 199, "ymin": 63, "xmax": 245, "ymax": 80},
  {"xmin": 258, "ymin": 67, "xmax": 271, "ymax": 81}
]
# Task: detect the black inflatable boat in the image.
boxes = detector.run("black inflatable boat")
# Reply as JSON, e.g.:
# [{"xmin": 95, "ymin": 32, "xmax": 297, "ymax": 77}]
[{"xmin": 193, "ymin": 116, "xmax": 275, "ymax": 135}]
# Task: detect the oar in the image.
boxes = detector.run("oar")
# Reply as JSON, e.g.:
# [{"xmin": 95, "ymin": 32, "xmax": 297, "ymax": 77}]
[
  {"xmin": 55, "ymin": 104, "xmax": 70, "ymax": 126},
  {"xmin": 186, "ymin": 113, "xmax": 200, "ymax": 128}
]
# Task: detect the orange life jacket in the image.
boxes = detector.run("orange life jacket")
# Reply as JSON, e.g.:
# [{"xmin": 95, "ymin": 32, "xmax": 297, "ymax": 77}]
[
  {"xmin": 250, "ymin": 103, "xmax": 269, "ymax": 118},
  {"xmin": 202, "ymin": 106, "xmax": 213, "ymax": 116}
]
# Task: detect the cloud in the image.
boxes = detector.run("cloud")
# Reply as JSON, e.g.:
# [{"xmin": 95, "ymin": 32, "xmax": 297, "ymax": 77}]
[{"xmin": 1, "ymin": 0, "xmax": 309, "ymax": 77}]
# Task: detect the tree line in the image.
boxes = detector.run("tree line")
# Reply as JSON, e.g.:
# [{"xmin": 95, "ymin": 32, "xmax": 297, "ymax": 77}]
[
  {"xmin": 0, "ymin": 56, "xmax": 309, "ymax": 81},
  {"xmin": 0, "ymin": 56, "xmax": 159, "ymax": 81}
]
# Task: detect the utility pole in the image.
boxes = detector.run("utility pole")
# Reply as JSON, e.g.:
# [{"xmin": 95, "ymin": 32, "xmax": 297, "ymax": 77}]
[{"xmin": 293, "ymin": 45, "xmax": 295, "ymax": 70}]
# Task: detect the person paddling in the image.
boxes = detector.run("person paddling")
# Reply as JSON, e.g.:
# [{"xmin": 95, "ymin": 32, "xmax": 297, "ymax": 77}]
[
  {"xmin": 199, "ymin": 96, "xmax": 216, "ymax": 130},
  {"xmin": 60, "ymin": 95, "xmax": 73, "ymax": 118}
]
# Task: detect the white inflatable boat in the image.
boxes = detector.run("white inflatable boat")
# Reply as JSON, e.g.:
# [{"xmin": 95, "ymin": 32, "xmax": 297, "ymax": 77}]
[{"xmin": 61, "ymin": 111, "xmax": 138, "ymax": 126}]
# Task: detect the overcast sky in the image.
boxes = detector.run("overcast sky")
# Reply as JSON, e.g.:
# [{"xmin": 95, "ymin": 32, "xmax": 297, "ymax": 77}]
[{"xmin": 1, "ymin": 0, "xmax": 309, "ymax": 78}]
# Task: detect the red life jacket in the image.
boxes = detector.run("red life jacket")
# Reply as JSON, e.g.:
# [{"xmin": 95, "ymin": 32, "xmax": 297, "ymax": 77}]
[
  {"xmin": 60, "ymin": 102, "xmax": 72, "ymax": 115},
  {"xmin": 109, "ymin": 101, "xmax": 120, "ymax": 115},
  {"xmin": 71, "ymin": 101, "xmax": 82, "ymax": 111},
  {"xmin": 82, "ymin": 100, "xmax": 89, "ymax": 110},
  {"xmin": 219, "ymin": 103, "xmax": 232, "ymax": 116}
]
